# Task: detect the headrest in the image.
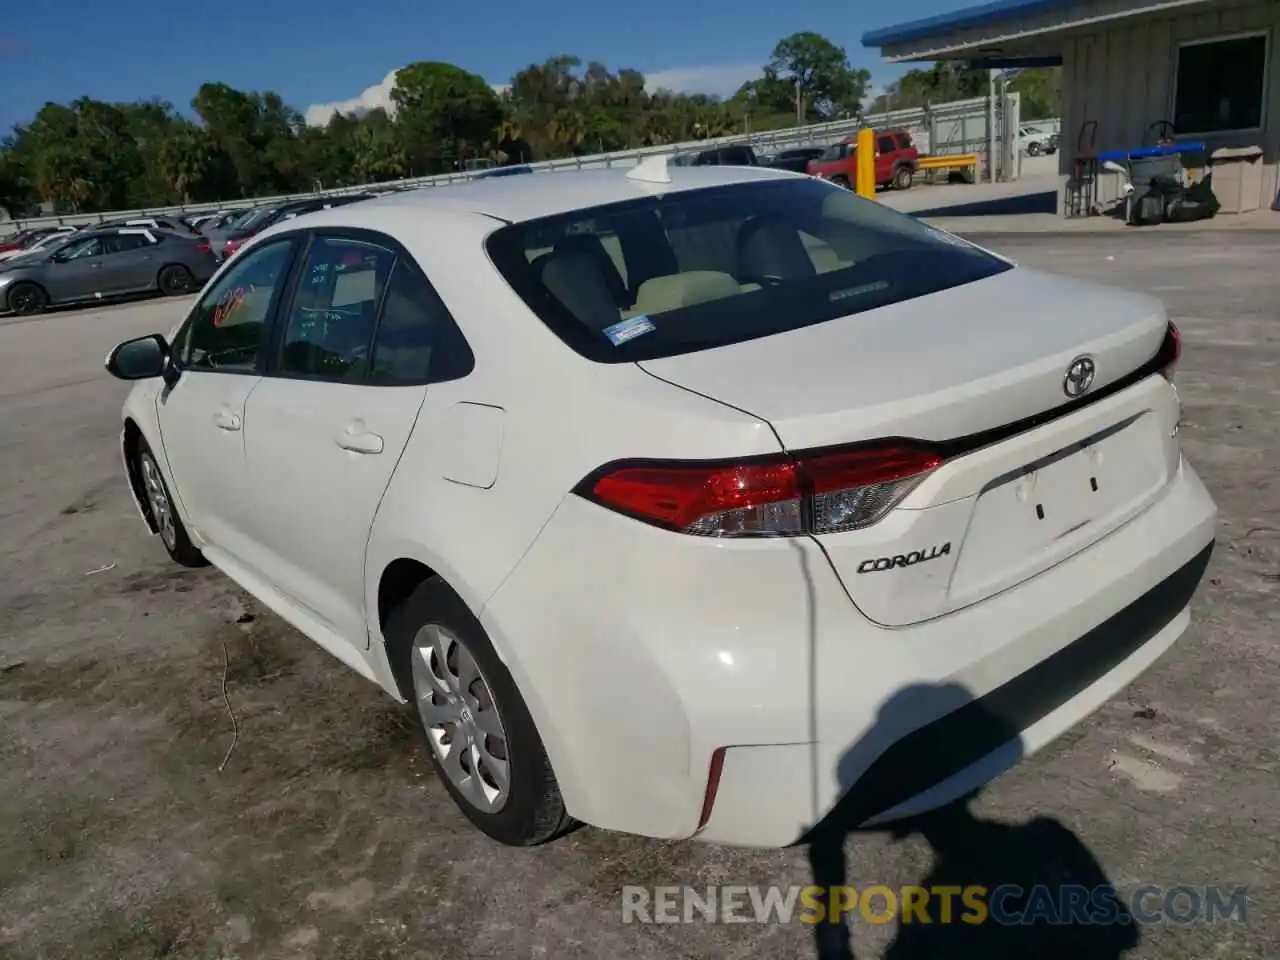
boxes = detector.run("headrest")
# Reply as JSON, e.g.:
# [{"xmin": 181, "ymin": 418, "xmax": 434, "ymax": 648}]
[
  {"xmin": 736, "ymin": 218, "xmax": 816, "ymax": 280},
  {"xmin": 540, "ymin": 248, "xmax": 622, "ymax": 329}
]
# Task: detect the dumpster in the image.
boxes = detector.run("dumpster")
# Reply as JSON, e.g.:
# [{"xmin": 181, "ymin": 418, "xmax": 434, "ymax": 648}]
[{"xmin": 1209, "ymin": 146, "xmax": 1264, "ymax": 214}]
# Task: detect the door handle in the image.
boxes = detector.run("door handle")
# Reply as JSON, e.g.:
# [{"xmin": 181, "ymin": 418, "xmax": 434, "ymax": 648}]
[
  {"xmin": 334, "ymin": 428, "xmax": 384, "ymax": 455},
  {"xmin": 213, "ymin": 409, "xmax": 242, "ymax": 431}
]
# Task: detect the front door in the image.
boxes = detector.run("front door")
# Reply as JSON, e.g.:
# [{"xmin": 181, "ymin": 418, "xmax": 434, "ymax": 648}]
[
  {"xmin": 46, "ymin": 235, "xmax": 107, "ymax": 301},
  {"xmin": 155, "ymin": 237, "xmax": 300, "ymax": 559},
  {"xmin": 240, "ymin": 233, "xmax": 443, "ymax": 650}
]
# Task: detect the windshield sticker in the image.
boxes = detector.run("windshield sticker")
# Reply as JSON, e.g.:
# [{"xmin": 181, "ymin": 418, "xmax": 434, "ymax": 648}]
[
  {"xmin": 829, "ymin": 280, "xmax": 890, "ymax": 303},
  {"xmin": 603, "ymin": 315, "xmax": 656, "ymax": 346},
  {"xmin": 213, "ymin": 285, "xmax": 253, "ymax": 327}
]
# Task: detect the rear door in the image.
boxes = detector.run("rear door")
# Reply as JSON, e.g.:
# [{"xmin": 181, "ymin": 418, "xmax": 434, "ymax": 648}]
[
  {"xmin": 100, "ymin": 230, "xmax": 161, "ymax": 293},
  {"xmin": 238, "ymin": 229, "xmax": 442, "ymax": 649},
  {"xmin": 875, "ymin": 134, "xmax": 897, "ymax": 182}
]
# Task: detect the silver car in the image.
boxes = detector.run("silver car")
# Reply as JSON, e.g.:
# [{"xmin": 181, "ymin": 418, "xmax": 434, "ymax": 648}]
[{"xmin": 0, "ymin": 227, "xmax": 219, "ymax": 316}]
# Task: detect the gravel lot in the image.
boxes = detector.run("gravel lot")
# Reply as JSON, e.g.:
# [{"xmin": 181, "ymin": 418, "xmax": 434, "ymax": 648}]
[{"xmin": 1, "ymin": 231, "xmax": 1277, "ymax": 960}]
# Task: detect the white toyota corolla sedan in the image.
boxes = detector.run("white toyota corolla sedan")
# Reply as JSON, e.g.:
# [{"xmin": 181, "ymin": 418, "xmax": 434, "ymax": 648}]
[{"xmin": 106, "ymin": 158, "xmax": 1216, "ymax": 848}]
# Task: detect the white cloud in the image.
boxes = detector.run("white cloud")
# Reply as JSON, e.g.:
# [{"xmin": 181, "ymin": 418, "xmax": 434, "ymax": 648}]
[
  {"xmin": 304, "ymin": 71, "xmax": 511, "ymax": 126},
  {"xmin": 304, "ymin": 62, "xmax": 763, "ymax": 126},
  {"xmin": 642, "ymin": 63, "xmax": 760, "ymax": 98}
]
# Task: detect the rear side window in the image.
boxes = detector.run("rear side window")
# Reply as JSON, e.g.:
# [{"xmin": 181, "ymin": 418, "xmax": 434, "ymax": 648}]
[
  {"xmin": 895, "ymin": 132, "xmax": 913, "ymax": 150},
  {"xmin": 485, "ymin": 178, "xmax": 1011, "ymax": 364},
  {"xmin": 367, "ymin": 261, "xmax": 467, "ymax": 385}
]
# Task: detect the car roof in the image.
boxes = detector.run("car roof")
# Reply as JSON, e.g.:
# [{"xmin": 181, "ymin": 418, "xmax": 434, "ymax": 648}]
[{"xmin": 255, "ymin": 164, "xmax": 800, "ymax": 231}]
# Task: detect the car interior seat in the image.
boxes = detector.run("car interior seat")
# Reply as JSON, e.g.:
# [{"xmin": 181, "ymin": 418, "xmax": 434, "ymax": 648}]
[
  {"xmin": 736, "ymin": 217, "xmax": 817, "ymax": 282},
  {"xmin": 539, "ymin": 247, "xmax": 625, "ymax": 332}
]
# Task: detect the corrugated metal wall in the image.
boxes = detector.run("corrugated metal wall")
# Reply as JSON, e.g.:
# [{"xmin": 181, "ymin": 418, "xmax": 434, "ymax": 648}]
[{"xmin": 1060, "ymin": 0, "xmax": 1280, "ymax": 210}]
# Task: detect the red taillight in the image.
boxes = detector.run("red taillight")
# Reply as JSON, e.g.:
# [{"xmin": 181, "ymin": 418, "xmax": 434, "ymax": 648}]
[
  {"xmin": 697, "ymin": 747, "xmax": 727, "ymax": 831},
  {"xmin": 582, "ymin": 444, "xmax": 943, "ymax": 538},
  {"xmin": 196, "ymin": 240, "xmax": 211, "ymax": 254},
  {"xmin": 1159, "ymin": 321, "xmax": 1181, "ymax": 381},
  {"xmin": 223, "ymin": 239, "xmax": 240, "ymax": 257}
]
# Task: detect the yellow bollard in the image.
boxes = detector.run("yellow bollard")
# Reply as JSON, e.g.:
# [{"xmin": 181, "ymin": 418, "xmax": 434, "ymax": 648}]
[{"xmin": 855, "ymin": 127, "xmax": 876, "ymax": 199}]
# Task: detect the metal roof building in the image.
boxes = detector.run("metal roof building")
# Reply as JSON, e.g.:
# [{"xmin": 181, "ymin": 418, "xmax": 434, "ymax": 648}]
[{"xmin": 863, "ymin": 0, "xmax": 1280, "ymax": 214}]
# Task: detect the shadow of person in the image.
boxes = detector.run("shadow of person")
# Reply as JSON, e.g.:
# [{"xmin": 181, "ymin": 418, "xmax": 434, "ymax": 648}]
[{"xmin": 804, "ymin": 683, "xmax": 1141, "ymax": 960}]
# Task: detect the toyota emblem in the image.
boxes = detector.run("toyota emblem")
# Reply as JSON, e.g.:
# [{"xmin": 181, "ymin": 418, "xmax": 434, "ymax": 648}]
[{"xmin": 1063, "ymin": 356, "xmax": 1096, "ymax": 397}]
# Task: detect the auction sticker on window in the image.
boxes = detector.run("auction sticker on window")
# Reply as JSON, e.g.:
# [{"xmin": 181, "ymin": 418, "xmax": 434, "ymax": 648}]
[{"xmin": 604, "ymin": 315, "xmax": 656, "ymax": 346}]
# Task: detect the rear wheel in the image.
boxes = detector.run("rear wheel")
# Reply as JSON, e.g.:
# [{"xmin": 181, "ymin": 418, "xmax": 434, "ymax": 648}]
[
  {"xmin": 1027, "ymin": 141, "xmax": 1042, "ymax": 157},
  {"xmin": 137, "ymin": 443, "xmax": 206, "ymax": 567},
  {"xmin": 829, "ymin": 174, "xmax": 850, "ymax": 189},
  {"xmin": 157, "ymin": 264, "xmax": 195, "ymax": 296},
  {"xmin": 391, "ymin": 577, "xmax": 573, "ymax": 846},
  {"xmin": 892, "ymin": 165, "xmax": 914, "ymax": 190},
  {"xmin": 6, "ymin": 281, "xmax": 48, "ymax": 316}
]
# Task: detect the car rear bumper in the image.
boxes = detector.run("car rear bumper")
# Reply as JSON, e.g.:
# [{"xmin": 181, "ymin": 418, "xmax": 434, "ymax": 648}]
[{"xmin": 481, "ymin": 454, "xmax": 1215, "ymax": 846}]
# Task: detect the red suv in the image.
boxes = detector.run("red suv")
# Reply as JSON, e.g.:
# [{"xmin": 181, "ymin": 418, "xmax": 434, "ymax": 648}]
[{"xmin": 806, "ymin": 128, "xmax": 919, "ymax": 191}]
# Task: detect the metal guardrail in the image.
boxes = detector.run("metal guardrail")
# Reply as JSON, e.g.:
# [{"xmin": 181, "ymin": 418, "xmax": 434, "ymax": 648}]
[{"xmin": 3, "ymin": 94, "xmax": 1019, "ymax": 232}]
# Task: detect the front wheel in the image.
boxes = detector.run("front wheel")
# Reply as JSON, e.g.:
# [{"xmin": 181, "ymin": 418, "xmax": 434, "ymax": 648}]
[
  {"xmin": 1027, "ymin": 142, "xmax": 1043, "ymax": 157},
  {"xmin": 892, "ymin": 165, "xmax": 914, "ymax": 190},
  {"xmin": 6, "ymin": 281, "xmax": 48, "ymax": 316},
  {"xmin": 137, "ymin": 444, "xmax": 207, "ymax": 567},
  {"xmin": 391, "ymin": 577, "xmax": 573, "ymax": 846},
  {"xmin": 829, "ymin": 174, "xmax": 850, "ymax": 190}
]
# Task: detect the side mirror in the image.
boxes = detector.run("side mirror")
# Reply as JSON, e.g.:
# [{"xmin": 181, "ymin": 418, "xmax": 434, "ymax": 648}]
[{"xmin": 105, "ymin": 334, "xmax": 170, "ymax": 381}]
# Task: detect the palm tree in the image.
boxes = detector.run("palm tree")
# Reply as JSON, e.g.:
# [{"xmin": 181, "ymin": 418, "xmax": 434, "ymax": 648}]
[{"xmin": 157, "ymin": 128, "xmax": 210, "ymax": 203}]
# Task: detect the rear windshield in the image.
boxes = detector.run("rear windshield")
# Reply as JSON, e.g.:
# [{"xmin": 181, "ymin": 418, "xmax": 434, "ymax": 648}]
[{"xmin": 485, "ymin": 178, "xmax": 1012, "ymax": 363}]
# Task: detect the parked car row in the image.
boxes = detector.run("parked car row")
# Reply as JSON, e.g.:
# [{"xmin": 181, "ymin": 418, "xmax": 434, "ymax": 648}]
[
  {"xmin": 0, "ymin": 225, "xmax": 221, "ymax": 315},
  {"xmin": 676, "ymin": 130, "xmax": 921, "ymax": 192},
  {"xmin": 0, "ymin": 192, "xmax": 398, "ymax": 314}
]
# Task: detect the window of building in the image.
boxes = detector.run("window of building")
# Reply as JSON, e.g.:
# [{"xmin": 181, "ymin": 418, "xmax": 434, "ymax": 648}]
[{"xmin": 1173, "ymin": 33, "xmax": 1268, "ymax": 134}]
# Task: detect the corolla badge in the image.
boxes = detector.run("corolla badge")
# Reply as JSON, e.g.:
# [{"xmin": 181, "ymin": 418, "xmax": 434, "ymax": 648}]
[{"xmin": 1063, "ymin": 355, "xmax": 1096, "ymax": 397}]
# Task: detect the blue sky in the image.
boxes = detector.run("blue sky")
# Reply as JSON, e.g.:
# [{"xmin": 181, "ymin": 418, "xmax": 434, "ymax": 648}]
[{"xmin": 0, "ymin": 0, "xmax": 950, "ymax": 134}]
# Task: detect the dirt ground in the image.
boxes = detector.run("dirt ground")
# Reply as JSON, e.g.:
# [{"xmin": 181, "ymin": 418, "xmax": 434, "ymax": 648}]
[{"xmin": 1, "ymin": 230, "xmax": 1277, "ymax": 960}]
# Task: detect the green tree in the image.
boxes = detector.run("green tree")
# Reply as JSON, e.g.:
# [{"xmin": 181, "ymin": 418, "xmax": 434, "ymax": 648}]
[
  {"xmin": 157, "ymin": 126, "xmax": 212, "ymax": 203},
  {"xmin": 351, "ymin": 109, "xmax": 410, "ymax": 182},
  {"xmin": 767, "ymin": 32, "xmax": 871, "ymax": 119},
  {"xmin": 392, "ymin": 62, "xmax": 503, "ymax": 173}
]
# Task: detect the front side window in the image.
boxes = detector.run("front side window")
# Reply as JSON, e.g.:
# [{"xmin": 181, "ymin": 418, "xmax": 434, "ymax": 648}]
[
  {"xmin": 1174, "ymin": 34, "xmax": 1267, "ymax": 133},
  {"xmin": 53, "ymin": 237, "xmax": 104, "ymax": 261},
  {"xmin": 486, "ymin": 177, "xmax": 1011, "ymax": 364},
  {"xmin": 177, "ymin": 239, "xmax": 296, "ymax": 372},
  {"xmin": 277, "ymin": 237, "xmax": 394, "ymax": 381},
  {"xmin": 877, "ymin": 135, "xmax": 895, "ymax": 154}
]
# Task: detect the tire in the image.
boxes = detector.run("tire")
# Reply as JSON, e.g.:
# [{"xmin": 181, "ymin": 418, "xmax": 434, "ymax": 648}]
[
  {"xmin": 6, "ymin": 281, "xmax": 48, "ymax": 316},
  {"xmin": 136, "ymin": 442, "xmax": 207, "ymax": 568},
  {"xmin": 892, "ymin": 165, "xmax": 914, "ymax": 190},
  {"xmin": 1028, "ymin": 142, "xmax": 1042, "ymax": 157},
  {"xmin": 830, "ymin": 175, "xmax": 850, "ymax": 189},
  {"xmin": 157, "ymin": 264, "xmax": 196, "ymax": 297},
  {"xmin": 390, "ymin": 577, "xmax": 573, "ymax": 846}
]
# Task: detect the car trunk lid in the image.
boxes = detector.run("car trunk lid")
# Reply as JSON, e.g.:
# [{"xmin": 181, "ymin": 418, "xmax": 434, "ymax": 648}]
[{"xmin": 638, "ymin": 266, "xmax": 1181, "ymax": 625}]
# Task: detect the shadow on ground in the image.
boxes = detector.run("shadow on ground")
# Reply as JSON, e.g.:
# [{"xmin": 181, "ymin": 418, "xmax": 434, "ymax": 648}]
[
  {"xmin": 805, "ymin": 683, "xmax": 1141, "ymax": 960},
  {"xmin": 908, "ymin": 190, "xmax": 1059, "ymax": 220}
]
